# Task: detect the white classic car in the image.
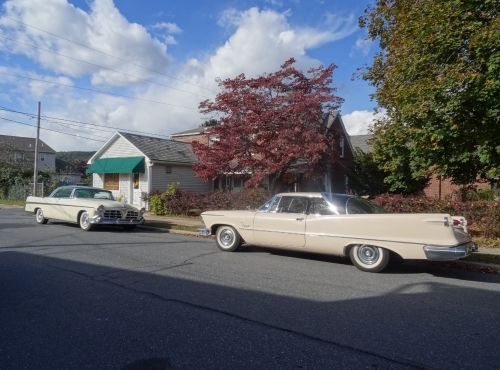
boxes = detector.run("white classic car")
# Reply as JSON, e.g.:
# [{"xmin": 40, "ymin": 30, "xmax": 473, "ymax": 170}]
[
  {"xmin": 25, "ymin": 186, "xmax": 145, "ymax": 231},
  {"xmin": 200, "ymin": 192, "xmax": 477, "ymax": 272}
]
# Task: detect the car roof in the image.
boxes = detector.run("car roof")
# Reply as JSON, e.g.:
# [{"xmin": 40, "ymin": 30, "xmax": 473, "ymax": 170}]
[
  {"xmin": 56, "ymin": 185, "xmax": 109, "ymax": 191},
  {"xmin": 275, "ymin": 192, "xmax": 355, "ymax": 198}
]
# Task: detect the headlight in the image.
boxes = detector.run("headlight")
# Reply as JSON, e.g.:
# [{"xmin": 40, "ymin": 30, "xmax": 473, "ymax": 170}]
[
  {"xmin": 97, "ymin": 205, "xmax": 104, "ymax": 214},
  {"xmin": 140, "ymin": 207, "xmax": 146, "ymax": 214}
]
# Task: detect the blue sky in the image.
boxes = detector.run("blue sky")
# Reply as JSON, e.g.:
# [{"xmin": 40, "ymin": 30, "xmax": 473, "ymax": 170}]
[{"xmin": 0, "ymin": 0, "xmax": 378, "ymax": 150}]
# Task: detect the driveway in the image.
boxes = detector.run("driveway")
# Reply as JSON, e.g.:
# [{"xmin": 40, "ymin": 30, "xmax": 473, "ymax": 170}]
[{"xmin": 1, "ymin": 207, "xmax": 499, "ymax": 369}]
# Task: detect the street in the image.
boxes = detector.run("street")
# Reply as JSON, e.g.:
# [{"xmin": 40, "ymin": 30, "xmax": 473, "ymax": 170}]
[{"xmin": 1, "ymin": 207, "xmax": 499, "ymax": 369}]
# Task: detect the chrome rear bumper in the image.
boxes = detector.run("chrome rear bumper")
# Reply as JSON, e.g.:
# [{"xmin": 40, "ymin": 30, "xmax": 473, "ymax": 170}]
[{"xmin": 423, "ymin": 241, "xmax": 477, "ymax": 261}]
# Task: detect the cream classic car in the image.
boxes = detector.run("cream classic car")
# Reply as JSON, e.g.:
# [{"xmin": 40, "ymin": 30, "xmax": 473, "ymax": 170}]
[
  {"xmin": 25, "ymin": 186, "xmax": 145, "ymax": 231},
  {"xmin": 200, "ymin": 192, "xmax": 477, "ymax": 272}
]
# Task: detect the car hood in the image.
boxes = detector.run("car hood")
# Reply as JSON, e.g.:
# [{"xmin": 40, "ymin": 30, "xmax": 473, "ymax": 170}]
[{"xmin": 76, "ymin": 199, "xmax": 139, "ymax": 210}]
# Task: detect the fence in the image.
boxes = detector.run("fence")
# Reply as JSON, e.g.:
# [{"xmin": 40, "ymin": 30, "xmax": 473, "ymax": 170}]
[{"xmin": 6, "ymin": 183, "xmax": 44, "ymax": 199}]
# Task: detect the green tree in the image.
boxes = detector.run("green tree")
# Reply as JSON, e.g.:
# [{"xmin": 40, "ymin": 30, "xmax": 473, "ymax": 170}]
[
  {"xmin": 349, "ymin": 148, "xmax": 389, "ymax": 196},
  {"xmin": 360, "ymin": 0, "xmax": 499, "ymax": 188}
]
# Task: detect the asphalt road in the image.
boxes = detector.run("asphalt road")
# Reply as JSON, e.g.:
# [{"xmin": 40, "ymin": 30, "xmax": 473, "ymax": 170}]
[{"xmin": 1, "ymin": 207, "xmax": 499, "ymax": 369}]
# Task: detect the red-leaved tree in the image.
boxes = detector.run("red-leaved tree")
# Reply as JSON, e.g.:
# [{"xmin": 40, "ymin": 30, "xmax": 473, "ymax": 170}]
[{"xmin": 192, "ymin": 58, "xmax": 343, "ymax": 191}]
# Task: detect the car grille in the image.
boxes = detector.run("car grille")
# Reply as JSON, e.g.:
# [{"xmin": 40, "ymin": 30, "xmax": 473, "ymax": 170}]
[
  {"xmin": 103, "ymin": 209, "xmax": 140, "ymax": 220},
  {"xmin": 126, "ymin": 211, "xmax": 139, "ymax": 220},
  {"xmin": 103, "ymin": 210, "xmax": 122, "ymax": 219}
]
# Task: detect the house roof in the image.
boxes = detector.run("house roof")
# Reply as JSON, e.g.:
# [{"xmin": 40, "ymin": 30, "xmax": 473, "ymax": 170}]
[
  {"xmin": 0, "ymin": 134, "xmax": 56, "ymax": 153},
  {"xmin": 349, "ymin": 134, "xmax": 373, "ymax": 153},
  {"xmin": 118, "ymin": 132, "xmax": 197, "ymax": 164},
  {"xmin": 170, "ymin": 126, "xmax": 206, "ymax": 137}
]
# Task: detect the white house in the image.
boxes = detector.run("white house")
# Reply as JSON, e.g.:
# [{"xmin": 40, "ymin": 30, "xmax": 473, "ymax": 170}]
[{"xmin": 86, "ymin": 132, "xmax": 212, "ymax": 208}]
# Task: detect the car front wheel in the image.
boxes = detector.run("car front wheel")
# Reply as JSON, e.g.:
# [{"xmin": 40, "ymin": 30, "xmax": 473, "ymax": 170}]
[
  {"xmin": 216, "ymin": 225, "xmax": 241, "ymax": 252},
  {"xmin": 35, "ymin": 208, "xmax": 48, "ymax": 224},
  {"xmin": 79, "ymin": 211, "xmax": 93, "ymax": 231},
  {"xmin": 349, "ymin": 244, "xmax": 389, "ymax": 273}
]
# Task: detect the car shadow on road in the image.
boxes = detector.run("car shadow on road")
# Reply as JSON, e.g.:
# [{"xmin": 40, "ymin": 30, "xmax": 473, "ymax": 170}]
[
  {"xmin": 0, "ymin": 251, "xmax": 499, "ymax": 369},
  {"xmin": 238, "ymin": 244, "xmax": 500, "ymax": 283}
]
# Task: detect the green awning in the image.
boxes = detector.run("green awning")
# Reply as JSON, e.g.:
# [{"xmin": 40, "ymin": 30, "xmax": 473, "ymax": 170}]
[{"xmin": 86, "ymin": 156, "xmax": 145, "ymax": 174}]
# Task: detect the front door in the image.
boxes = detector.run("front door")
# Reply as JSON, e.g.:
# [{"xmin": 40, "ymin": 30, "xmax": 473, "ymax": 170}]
[{"xmin": 253, "ymin": 196, "xmax": 309, "ymax": 249}]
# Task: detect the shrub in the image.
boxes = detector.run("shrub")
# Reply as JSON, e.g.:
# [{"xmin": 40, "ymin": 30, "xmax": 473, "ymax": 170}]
[
  {"xmin": 148, "ymin": 188, "xmax": 270, "ymax": 216},
  {"xmin": 149, "ymin": 192, "xmax": 166, "ymax": 215},
  {"xmin": 372, "ymin": 194, "xmax": 499, "ymax": 239}
]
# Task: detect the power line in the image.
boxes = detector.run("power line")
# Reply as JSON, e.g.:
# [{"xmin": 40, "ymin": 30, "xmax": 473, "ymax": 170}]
[
  {"xmin": 0, "ymin": 34, "xmax": 210, "ymax": 99},
  {"xmin": 44, "ymin": 120, "xmax": 112, "ymax": 140},
  {"xmin": 2, "ymin": 15, "xmax": 217, "ymax": 94},
  {"xmin": 0, "ymin": 115, "xmax": 106, "ymax": 142},
  {"xmin": 0, "ymin": 71, "xmax": 196, "ymax": 109},
  {"xmin": 0, "ymin": 106, "xmax": 173, "ymax": 138}
]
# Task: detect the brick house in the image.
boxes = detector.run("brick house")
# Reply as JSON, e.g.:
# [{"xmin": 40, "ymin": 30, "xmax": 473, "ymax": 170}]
[
  {"xmin": 349, "ymin": 134, "xmax": 491, "ymax": 198},
  {"xmin": 171, "ymin": 112, "xmax": 355, "ymax": 193}
]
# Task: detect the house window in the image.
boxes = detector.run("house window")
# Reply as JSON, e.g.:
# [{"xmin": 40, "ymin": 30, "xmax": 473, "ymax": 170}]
[
  {"xmin": 133, "ymin": 173, "xmax": 140, "ymax": 189},
  {"xmin": 40, "ymin": 154, "xmax": 45, "ymax": 161},
  {"xmin": 339, "ymin": 137, "xmax": 345, "ymax": 158},
  {"xmin": 165, "ymin": 166, "xmax": 172, "ymax": 174},
  {"xmin": 15, "ymin": 152, "xmax": 24, "ymax": 161},
  {"xmin": 104, "ymin": 173, "xmax": 119, "ymax": 190},
  {"xmin": 344, "ymin": 175, "xmax": 349, "ymax": 193}
]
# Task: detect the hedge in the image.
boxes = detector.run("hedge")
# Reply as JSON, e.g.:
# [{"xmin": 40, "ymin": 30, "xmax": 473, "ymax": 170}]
[
  {"xmin": 148, "ymin": 188, "xmax": 270, "ymax": 216},
  {"xmin": 372, "ymin": 194, "xmax": 499, "ymax": 239}
]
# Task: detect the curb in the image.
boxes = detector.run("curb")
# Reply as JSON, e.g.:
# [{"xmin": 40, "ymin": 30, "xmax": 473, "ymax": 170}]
[{"xmin": 138, "ymin": 224, "xmax": 212, "ymax": 238}]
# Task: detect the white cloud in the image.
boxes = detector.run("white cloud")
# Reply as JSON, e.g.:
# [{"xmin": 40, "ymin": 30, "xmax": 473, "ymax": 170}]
[
  {"xmin": 153, "ymin": 22, "xmax": 182, "ymax": 34},
  {"xmin": 353, "ymin": 37, "xmax": 372, "ymax": 56},
  {"xmin": 0, "ymin": 0, "xmax": 170, "ymax": 86},
  {"xmin": 342, "ymin": 110, "xmax": 379, "ymax": 135},
  {"xmin": 0, "ymin": 4, "xmax": 361, "ymax": 151}
]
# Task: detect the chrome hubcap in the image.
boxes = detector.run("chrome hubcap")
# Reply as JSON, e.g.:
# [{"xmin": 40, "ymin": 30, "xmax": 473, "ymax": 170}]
[
  {"xmin": 36, "ymin": 209, "xmax": 43, "ymax": 222},
  {"xmin": 357, "ymin": 245, "xmax": 379, "ymax": 265},
  {"xmin": 219, "ymin": 228, "xmax": 234, "ymax": 247},
  {"xmin": 81, "ymin": 213, "xmax": 89, "ymax": 228}
]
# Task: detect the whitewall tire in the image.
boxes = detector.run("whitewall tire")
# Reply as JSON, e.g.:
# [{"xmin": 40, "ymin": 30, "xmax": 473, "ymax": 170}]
[
  {"xmin": 79, "ymin": 211, "xmax": 93, "ymax": 231},
  {"xmin": 35, "ymin": 208, "xmax": 48, "ymax": 224},
  {"xmin": 216, "ymin": 225, "xmax": 242, "ymax": 252},
  {"xmin": 349, "ymin": 244, "xmax": 389, "ymax": 273}
]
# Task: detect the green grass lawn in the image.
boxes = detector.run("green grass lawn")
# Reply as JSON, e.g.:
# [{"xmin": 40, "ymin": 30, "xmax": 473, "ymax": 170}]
[{"xmin": 0, "ymin": 199, "xmax": 25, "ymax": 207}]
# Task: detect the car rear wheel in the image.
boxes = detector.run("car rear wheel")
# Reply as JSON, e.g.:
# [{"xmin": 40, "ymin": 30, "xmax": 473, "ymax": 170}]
[
  {"xmin": 35, "ymin": 208, "xmax": 48, "ymax": 224},
  {"xmin": 349, "ymin": 244, "xmax": 389, "ymax": 273},
  {"xmin": 79, "ymin": 211, "xmax": 93, "ymax": 231},
  {"xmin": 216, "ymin": 225, "xmax": 241, "ymax": 252}
]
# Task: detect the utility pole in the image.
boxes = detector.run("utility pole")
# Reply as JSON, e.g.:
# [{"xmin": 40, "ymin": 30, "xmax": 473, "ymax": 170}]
[{"xmin": 33, "ymin": 101, "xmax": 41, "ymax": 196}]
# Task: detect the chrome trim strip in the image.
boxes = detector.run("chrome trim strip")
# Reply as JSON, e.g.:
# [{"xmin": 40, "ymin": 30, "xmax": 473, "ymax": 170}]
[
  {"xmin": 301, "ymin": 232, "xmax": 425, "ymax": 245},
  {"xmin": 26, "ymin": 201, "xmax": 96, "ymax": 209}
]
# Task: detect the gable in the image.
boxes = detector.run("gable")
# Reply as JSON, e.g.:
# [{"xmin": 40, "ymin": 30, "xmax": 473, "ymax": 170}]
[{"xmin": 99, "ymin": 135, "xmax": 144, "ymax": 159}]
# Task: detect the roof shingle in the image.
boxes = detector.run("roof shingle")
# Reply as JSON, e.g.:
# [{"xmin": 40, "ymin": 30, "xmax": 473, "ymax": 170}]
[
  {"xmin": 0, "ymin": 134, "xmax": 56, "ymax": 153},
  {"xmin": 119, "ymin": 132, "xmax": 197, "ymax": 163}
]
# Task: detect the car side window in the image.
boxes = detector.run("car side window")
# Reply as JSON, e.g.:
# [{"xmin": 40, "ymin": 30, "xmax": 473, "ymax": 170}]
[
  {"xmin": 277, "ymin": 197, "xmax": 308, "ymax": 214},
  {"xmin": 52, "ymin": 188, "xmax": 72, "ymax": 198},
  {"xmin": 310, "ymin": 198, "xmax": 337, "ymax": 215}
]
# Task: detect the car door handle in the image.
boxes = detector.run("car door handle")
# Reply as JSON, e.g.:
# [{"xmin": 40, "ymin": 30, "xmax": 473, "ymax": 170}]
[{"xmin": 296, "ymin": 217, "xmax": 304, "ymax": 221}]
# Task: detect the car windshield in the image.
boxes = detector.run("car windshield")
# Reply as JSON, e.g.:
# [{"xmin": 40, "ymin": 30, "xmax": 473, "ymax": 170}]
[
  {"xmin": 73, "ymin": 188, "xmax": 114, "ymax": 200},
  {"xmin": 257, "ymin": 196, "xmax": 280, "ymax": 212}
]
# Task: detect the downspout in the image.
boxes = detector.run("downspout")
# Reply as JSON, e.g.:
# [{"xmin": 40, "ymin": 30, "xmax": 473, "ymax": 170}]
[{"xmin": 147, "ymin": 160, "xmax": 154, "ymax": 211}]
